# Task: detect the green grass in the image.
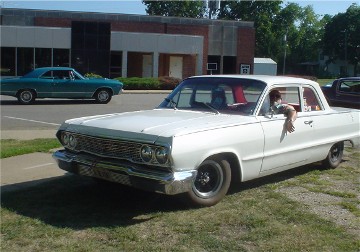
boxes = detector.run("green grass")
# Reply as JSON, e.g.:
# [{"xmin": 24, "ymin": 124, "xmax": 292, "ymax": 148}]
[
  {"xmin": 0, "ymin": 139, "xmax": 61, "ymax": 158},
  {"xmin": 1, "ymin": 177, "xmax": 359, "ymax": 251},
  {"xmin": 1, "ymin": 140, "xmax": 359, "ymax": 251},
  {"xmin": 317, "ymin": 78, "xmax": 335, "ymax": 86}
]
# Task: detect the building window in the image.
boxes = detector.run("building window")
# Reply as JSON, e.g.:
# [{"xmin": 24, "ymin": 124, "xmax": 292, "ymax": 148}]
[
  {"xmin": 223, "ymin": 56, "xmax": 237, "ymax": 74},
  {"xmin": 71, "ymin": 21, "xmax": 110, "ymax": 77},
  {"xmin": 35, "ymin": 48, "xmax": 51, "ymax": 68},
  {"xmin": 17, "ymin": 47, "xmax": 34, "ymax": 76},
  {"xmin": 1, "ymin": 47, "xmax": 16, "ymax": 76},
  {"xmin": 54, "ymin": 49, "xmax": 70, "ymax": 67},
  {"xmin": 110, "ymin": 51, "xmax": 122, "ymax": 78}
]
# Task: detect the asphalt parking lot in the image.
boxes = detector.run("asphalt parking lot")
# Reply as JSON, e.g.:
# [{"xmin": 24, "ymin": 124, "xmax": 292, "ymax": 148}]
[{"xmin": 1, "ymin": 92, "xmax": 169, "ymax": 192}]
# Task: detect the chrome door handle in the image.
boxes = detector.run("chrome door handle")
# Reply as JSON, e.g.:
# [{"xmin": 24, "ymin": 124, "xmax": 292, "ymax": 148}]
[{"xmin": 304, "ymin": 120, "xmax": 313, "ymax": 125}]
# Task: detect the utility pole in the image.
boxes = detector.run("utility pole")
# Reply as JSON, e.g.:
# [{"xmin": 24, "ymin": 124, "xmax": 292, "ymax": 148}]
[
  {"xmin": 344, "ymin": 30, "xmax": 348, "ymax": 77},
  {"xmin": 283, "ymin": 32, "xmax": 287, "ymax": 75},
  {"xmin": 207, "ymin": 0, "xmax": 220, "ymax": 19},
  {"xmin": 341, "ymin": 30, "xmax": 348, "ymax": 77}
]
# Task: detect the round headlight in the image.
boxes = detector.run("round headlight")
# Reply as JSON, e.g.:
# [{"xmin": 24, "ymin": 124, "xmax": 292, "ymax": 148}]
[
  {"xmin": 68, "ymin": 134, "xmax": 77, "ymax": 149},
  {"xmin": 155, "ymin": 147, "xmax": 169, "ymax": 164},
  {"xmin": 140, "ymin": 145, "xmax": 153, "ymax": 162},
  {"xmin": 62, "ymin": 132, "xmax": 69, "ymax": 146}
]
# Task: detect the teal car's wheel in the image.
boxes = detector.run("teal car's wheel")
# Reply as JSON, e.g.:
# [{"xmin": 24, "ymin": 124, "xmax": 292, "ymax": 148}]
[
  {"xmin": 186, "ymin": 157, "xmax": 231, "ymax": 207},
  {"xmin": 95, "ymin": 89, "xmax": 112, "ymax": 104},
  {"xmin": 17, "ymin": 89, "xmax": 36, "ymax": 104}
]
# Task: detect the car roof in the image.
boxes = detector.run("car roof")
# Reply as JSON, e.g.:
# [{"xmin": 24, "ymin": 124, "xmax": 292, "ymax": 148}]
[
  {"xmin": 23, "ymin": 67, "xmax": 74, "ymax": 78},
  {"xmin": 337, "ymin": 77, "xmax": 360, "ymax": 81},
  {"xmin": 187, "ymin": 74, "xmax": 318, "ymax": 87}
]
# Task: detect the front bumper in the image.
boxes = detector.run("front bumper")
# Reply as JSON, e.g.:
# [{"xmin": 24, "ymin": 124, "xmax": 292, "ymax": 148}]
[{"xmin": 52, "ymin": 149, "xmax": 196, "ymax": 195}]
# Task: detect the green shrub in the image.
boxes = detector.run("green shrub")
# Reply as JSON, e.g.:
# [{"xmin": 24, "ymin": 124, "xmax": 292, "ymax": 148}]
[
  {"xmin": 115, "ymin": 76, "xmax": 181, "ymax": 90},
  {"xmin": 84, "ymin": 73, "xmax": 103, "ymax": 78},
  {"xmin": 116, "ymin": 77, "xmax": 160, "ymax": 90}
]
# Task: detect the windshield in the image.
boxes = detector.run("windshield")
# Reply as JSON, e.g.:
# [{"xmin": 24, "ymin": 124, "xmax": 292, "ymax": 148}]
[{"xmin": 158, "ymin": 77, "xmax": 266, "ymax": 115}]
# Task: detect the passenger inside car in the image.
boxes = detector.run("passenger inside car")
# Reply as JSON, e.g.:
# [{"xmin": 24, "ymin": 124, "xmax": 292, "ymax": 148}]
[{"xmin": 210, "ymin": 87, "xmax": 228, "ymax": 109}]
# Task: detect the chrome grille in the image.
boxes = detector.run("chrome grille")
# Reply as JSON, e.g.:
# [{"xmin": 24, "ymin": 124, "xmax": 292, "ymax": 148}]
[{"xmin": 72, "ymin": 133, "xmax": 143, "ymax": 163}]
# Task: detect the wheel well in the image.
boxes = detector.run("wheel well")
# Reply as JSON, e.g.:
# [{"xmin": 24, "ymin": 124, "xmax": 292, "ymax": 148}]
[
  {"xmin": 206, "ymin": 153, "xmax": 242, "ymax": 184},
  {"xmin": 93, "ymin": 87, "xmax": 113, "ymax": 97},
  {"xmin": 16, "ymin": 89, "xmax": 37, "ymax": 98}
]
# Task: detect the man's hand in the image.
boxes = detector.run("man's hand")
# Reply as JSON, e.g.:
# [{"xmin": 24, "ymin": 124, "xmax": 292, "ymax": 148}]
[{"xmin": 286, "ymin": 120, "xmax": 295, "ymax": 133}]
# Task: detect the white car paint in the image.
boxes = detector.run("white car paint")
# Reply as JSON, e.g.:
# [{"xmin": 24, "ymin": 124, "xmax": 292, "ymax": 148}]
[{"xmin": 53, "ymin": 75, "xmax": 360, "ymax": 206}]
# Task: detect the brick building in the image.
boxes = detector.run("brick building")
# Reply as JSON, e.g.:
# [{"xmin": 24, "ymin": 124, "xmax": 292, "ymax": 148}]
[{"xmin": 0, "ymin": 8, "xmax": 255, "ymax": 79}]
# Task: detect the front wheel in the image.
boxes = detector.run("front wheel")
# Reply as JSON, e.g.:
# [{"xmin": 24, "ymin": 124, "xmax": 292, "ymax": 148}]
[
  {"xmin": 17, "ymin": 89, "xmax": 36, "ymax": 104},
  {"xmin": 322, "ymin": 142, "xmax": 344, "ymax": 169},
  {"xmin": 94, "ymin": 89, "xmax": 112, "ymax": 104},
  {"xmin": 186, "ymin": 157, "xmax": 231, "ymax": 207}
]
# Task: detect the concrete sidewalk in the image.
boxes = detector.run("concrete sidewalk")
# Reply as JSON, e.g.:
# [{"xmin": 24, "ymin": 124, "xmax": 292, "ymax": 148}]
[
  {"xmin": 1, "ymin": 152, "xmax": 66, "ymax": 192},
  {"xmin": 1, "ymin": 130, "xmax": 63, "ymax": 191},
  {"xmin": 1, "ymin": 129, "xmax": 58, "ymax": 140}
]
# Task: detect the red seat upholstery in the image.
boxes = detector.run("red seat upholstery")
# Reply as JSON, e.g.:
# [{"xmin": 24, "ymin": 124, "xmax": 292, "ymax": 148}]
[{"xmin": 234, "ymin": 86, "xmax": 247, "ymax": 104}]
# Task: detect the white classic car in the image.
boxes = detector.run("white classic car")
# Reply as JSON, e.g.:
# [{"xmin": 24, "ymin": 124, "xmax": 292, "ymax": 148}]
[{"xmin": 53, "ymin": 75, "xmax": 360, "ymax": 206}]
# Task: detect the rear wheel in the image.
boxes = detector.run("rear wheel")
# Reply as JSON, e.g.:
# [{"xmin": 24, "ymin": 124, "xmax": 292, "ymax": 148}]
[
  {"xmin": 17, "ymin": 89, "xmax": 36, "ymax": 104},
  {"xmin": 322, "ymin": 142, "xmax": 344, "ymax": 169},
  {"xmin": 186, "ymin": 157, "xmax": 231, "ymax": 207},
  {"xmin": 94, "ymin": 89, "xmax": 112, "ymax": 104}
]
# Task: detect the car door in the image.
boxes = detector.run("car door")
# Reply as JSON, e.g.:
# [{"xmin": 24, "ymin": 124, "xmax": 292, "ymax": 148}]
[
  {"xmin": 52, "ymin": 70, "xmax": 84, "ymax": 98},
  {"xmin": 335, "ymin": 79, "xmax": 360, "ymax": 107},
  {"xmin": 258, "ymin": 85, "xmax": 315, "ymax": 173}
]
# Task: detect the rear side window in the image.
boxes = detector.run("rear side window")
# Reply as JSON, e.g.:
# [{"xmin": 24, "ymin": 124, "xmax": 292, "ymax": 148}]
[
  {"xmin": 302, "ymin": 87, "xmax": 323, "ymax": 111},
  {"xmin": 339, "ymin": 80, "xmax": 360, "ymax": 94}
]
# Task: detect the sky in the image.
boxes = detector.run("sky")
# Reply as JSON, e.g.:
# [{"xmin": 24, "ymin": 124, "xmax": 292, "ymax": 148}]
[{"xmin": 1, "ymin": 0, "xmax": 359, "ymax": 17}]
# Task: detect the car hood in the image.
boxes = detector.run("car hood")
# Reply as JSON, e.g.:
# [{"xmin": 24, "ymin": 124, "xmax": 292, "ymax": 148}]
[{"xmin": 61, "ymin": 109, "xmax": 256, "ymax": 143}]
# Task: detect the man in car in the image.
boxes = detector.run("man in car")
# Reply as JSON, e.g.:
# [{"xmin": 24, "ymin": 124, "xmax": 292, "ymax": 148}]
[{"xmin": 269, "ymin": 89, "xmax": 297, "ymax": 133}]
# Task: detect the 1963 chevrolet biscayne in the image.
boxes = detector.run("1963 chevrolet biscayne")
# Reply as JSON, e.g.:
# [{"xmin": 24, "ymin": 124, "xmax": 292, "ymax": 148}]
[{"xmin": 53, "ymin": 75, "xmax": 360, "ymax": 207}]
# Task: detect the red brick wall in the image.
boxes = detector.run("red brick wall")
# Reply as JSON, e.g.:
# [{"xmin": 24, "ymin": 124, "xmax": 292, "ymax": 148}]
[
  {"xmin": 237, "ymin": 27, "xmax": 255, "ymax": 74},
  {"xmin": 35, "ymin": 17, "xmax": 72, "ymax": 27},
  {"xmin": 112, "ymin": 21, "xmax": 164, "ymax": 33},
  {"xmin": 127, "ymin": 52, "xmax": 142, "ymax": 77},
  {"xmin": 183, "ymin": 55, "xmax": 196, "ymax": 78}
]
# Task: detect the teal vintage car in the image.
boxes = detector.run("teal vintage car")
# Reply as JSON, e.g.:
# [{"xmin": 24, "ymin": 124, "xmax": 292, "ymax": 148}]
[{"xmin": 0, "ymin": 67, "xmax": 123, "ymax": 104}]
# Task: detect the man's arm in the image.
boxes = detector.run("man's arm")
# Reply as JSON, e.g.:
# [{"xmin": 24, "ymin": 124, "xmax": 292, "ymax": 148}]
[{"xmin": 285, "ymin": 105, "xmax": 297, "ymax": 133}]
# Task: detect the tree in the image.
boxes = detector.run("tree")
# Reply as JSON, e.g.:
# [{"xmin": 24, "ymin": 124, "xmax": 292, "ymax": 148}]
[
  {"xmin": 218, "ymin": 0, "xmax": 282, "ymax": 59},
  {"xmin": 281, "ymin": 4, "xmax": 324, "ymax": 75},
  {"xmin": 323, "ymin": 4, "xmax": 360, "ymax": 76},
  {"xmin": 142, "ymin": 0, "xmax": 205, "ymax": 18}
]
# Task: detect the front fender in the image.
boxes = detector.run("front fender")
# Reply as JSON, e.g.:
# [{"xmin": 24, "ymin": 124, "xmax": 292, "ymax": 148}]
[{"xmin": 170, "ymin": 122, "xmax": 264, "ymax": 182}]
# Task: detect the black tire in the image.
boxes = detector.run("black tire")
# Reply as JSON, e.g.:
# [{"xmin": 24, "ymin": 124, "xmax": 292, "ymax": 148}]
[
  {"xmin": 322, "ymin": 142, "xmax": 344, "ymax": 169},
  {"xmin": 94, "ymin": 89, "xmax": 112, "ymax": 104},
  {"xmin": 186, "ymin": 157, "xmax": 231, "ymax": 207},
  {"xmin": 17, "ymin": 89, "xmax": 36, "ymax": 104}
]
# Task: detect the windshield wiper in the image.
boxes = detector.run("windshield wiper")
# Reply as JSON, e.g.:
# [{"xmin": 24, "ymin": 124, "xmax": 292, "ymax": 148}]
[{"xmin": 165, "ymin": 98, "xmax": 177, "ymax": 110}]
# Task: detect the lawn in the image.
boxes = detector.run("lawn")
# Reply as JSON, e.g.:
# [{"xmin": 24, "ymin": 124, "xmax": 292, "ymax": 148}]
[{"xmin": 1, "ymin": 140, "xmax": 359, "ymax": 251}]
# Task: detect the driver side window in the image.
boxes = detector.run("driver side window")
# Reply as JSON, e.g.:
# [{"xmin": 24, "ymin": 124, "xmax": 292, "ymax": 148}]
[{"xmin": 259, "ymin": 86, "xmax": 301, "ymax": 116}]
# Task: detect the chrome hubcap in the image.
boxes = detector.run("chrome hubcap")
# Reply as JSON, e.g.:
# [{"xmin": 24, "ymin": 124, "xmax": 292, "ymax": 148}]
[{"xmin": 98, "ymin": 91, "xmax": 109, "ymax": 101}]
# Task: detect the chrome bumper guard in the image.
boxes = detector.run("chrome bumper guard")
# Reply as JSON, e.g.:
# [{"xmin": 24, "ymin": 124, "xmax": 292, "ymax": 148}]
[{"xmin": 52, "ymin": 150, "xmax": 196, "ymax": 195}]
